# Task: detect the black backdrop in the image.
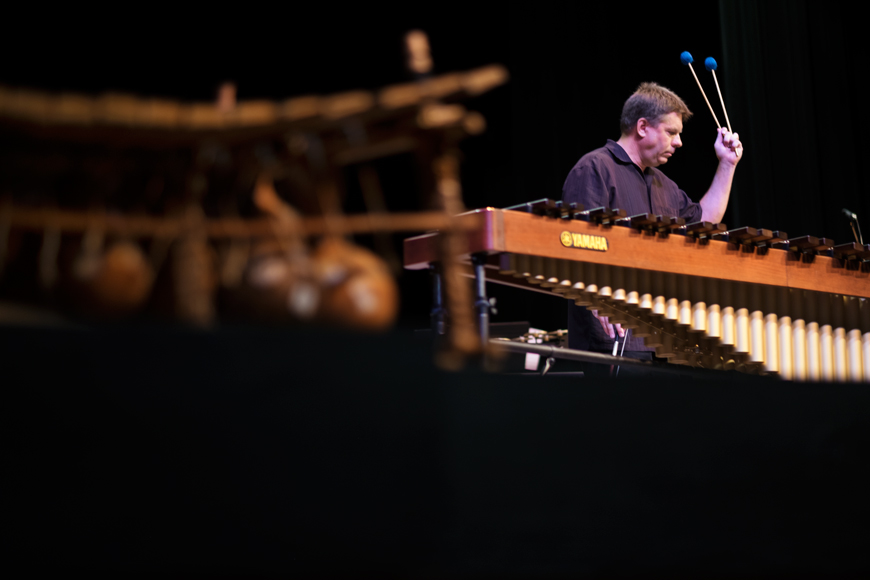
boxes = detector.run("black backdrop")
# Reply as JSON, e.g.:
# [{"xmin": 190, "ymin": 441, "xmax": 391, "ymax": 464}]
[{"xmin": 2, "ymin": 0, "xmax": 865, "ymax": 331}]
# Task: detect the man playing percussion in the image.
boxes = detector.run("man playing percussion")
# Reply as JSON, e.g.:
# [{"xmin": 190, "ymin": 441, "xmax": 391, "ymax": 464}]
[{"xmin": 562, "ymin": 82, "xmax": 742, "ymax": 357}]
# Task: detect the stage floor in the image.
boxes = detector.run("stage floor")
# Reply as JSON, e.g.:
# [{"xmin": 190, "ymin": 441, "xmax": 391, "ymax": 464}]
[{"xmin": 5, "ymin": 325, "xmax": 869, "ymax": 576}]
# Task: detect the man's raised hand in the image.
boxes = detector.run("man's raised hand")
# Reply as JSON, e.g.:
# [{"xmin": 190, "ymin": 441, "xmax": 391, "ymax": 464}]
[{"xmin": 715, "ymin": 127, "xmax": 742, "ymax": 166}]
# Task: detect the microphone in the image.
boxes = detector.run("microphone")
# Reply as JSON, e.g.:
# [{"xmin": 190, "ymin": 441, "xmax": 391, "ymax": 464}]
[{"xmin": 843, "ymin": 208, "xmax": 864, "ymax": 245}]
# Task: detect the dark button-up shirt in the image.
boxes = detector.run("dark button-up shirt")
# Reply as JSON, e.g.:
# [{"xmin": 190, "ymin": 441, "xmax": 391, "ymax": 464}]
[
  {"xmin": 562, "ymin": 139, "xmax": 702, "ymax": 221},
  {"xmin": 561, "ymin": 140, "xmax": 702, "ymax": 353}
]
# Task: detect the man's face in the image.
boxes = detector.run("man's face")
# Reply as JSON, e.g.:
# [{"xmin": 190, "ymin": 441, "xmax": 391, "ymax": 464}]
[{"xmin": 639, "ymin": 111, "xmax": 683, "ymax": 168}]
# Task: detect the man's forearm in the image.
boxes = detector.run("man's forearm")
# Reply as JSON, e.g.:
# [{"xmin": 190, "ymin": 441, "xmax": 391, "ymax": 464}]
[{"xmin": 699, "ymin": 162, "xmax": 737, "ymax": 223}]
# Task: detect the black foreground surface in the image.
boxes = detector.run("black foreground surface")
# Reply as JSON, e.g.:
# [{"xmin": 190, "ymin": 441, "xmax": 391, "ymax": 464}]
[{"xmin": 4, "ymin": 325, "xmax": 870, "ymax": 577}]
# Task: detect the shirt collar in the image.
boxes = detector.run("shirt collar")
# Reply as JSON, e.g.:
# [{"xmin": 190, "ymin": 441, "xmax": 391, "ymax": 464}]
[
  {"xmin": 605, "ymin": 139, "xmax": 650, "ymax": 175},
  {"xmin": 605, "ymin": 139, "xmax": 632, "ymax": 163}
]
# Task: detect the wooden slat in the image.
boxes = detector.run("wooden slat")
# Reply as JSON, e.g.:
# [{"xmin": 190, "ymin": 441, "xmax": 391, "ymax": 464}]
[
  {"xmin": 0, "ymin": 65, "xmax": 509, "ymax": 133},
  {"xmin": 403, "ymin": 208, "xmax": 870, "ymax": 299},
  {"xmin": 5, "ymin": 208, "xmax": 471, "ymax": 240}
]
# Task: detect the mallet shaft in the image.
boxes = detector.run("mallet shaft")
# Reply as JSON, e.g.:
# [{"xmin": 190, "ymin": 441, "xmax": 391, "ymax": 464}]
[
  {"xmin": 710, "ymin": 69, "xmax": 732, "ymax": 133},
  {"xmin": 688, "ymin": 63, "xmax": 721, "ymax": 129}
]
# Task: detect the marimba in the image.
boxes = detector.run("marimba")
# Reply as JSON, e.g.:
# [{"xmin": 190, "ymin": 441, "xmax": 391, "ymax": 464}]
[{"xmin": 404, "ymin": 200, "xmax": 870, "ymax": 381}]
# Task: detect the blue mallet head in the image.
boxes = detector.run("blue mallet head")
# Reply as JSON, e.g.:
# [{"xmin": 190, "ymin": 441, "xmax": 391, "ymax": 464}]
[
  {"xmin": 705, "ymin": 57, "xmax": 718, "ymax": 71},
  {"xmin": 680, "ymin": 51, "xmax": 693, "ymax": 65}
]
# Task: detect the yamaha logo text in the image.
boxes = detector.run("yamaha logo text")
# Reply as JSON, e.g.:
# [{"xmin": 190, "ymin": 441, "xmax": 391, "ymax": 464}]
[{"xmin": 560, "ymin": 231, "xmax": 609, "ymax": 252}]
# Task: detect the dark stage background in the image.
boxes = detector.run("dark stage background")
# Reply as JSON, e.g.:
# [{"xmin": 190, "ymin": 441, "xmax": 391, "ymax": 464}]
[
  {"xmin": 3, "ymin": 0, "xmax": 866, "ymax": 332},
  {"xmin": 6, "ymin": 2, "xmax": 870, "ymax": 576}
]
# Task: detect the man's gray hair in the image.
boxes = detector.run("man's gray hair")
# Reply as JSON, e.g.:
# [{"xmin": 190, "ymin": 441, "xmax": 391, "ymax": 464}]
[{"xmin": 619, "ymin": 82, "xmax": 693, "ymax": 135}]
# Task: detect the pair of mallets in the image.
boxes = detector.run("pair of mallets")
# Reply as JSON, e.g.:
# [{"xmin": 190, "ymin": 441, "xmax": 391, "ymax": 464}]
[{"xmin": 681, "ymin": 52, "xmax": 731, "ymax": 132}]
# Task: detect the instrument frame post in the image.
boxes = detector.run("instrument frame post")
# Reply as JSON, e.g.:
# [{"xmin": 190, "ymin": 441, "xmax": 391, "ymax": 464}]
[
  {"xmin": 429, "ymin": 261, "xmax": 447, "ymax": 335},
  {"xmin": 472, "ymin": 252, "xmax": 491, "ymax": 344}
]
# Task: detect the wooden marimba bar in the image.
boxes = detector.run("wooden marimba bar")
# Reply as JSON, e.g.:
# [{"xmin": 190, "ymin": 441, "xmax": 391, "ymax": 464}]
[{"xmin": 404, "ymin": 200, "xmax": 870, "ymax": 381}]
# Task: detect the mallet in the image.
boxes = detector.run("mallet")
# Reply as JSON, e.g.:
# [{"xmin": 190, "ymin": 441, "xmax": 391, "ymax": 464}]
[
  {"xmin": 704, "ymin": 57, "xmax": 732, "ymax": 133},
  {"xmin": 680, "ymin": 51, "xmax": 721, "ymax": 128}
]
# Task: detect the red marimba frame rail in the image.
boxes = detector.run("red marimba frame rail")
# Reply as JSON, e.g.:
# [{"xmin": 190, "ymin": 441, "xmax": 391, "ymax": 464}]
[{"xmin": 404, "ymin": 207, "xmax": 870, "ymax": 299}]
